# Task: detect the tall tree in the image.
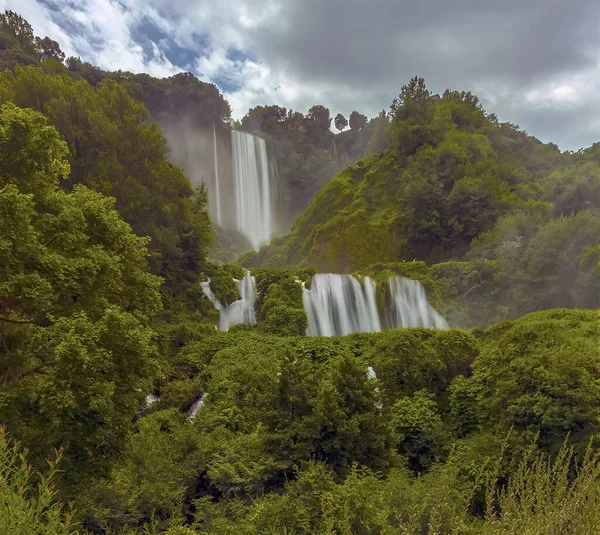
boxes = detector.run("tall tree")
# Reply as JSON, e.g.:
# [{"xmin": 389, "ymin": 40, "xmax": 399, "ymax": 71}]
[
  {"xmin": 0, "ymin": 10, "xmax": 35, "ymax": 53},
  {"xmin": 334, "ymin": 113, "xmax": 348, "ymax": 132},
  {"xmin": 0, "ymin": 103, "xmax": 163, "ymax": 490},
  {"xmin": 349, "ymin": 111, "xmax": 367, "ymax": 131},
  {"xmin": 307, "ymin": 105, "xmax": 332, "ymax": 145},
  {"xmin": 35, "ymin": 36, "xmax": 65, "ymax": 62},
  {"xmin": 390, "ymin": 76, "xmax": 431, "ymax": 122}
]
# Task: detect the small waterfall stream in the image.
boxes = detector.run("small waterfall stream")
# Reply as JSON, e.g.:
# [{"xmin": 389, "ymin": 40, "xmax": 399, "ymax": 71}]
[
  {"xmin": 387, "ymin": 277, "xmax": 448, "ymax": 329},
  {"xmin": 201, "ymin": 271, "xmax": 257, "ymax": 332},
  {"xmin": 186, "ymin": 393, "xmax": 208, "ymax": 422}
]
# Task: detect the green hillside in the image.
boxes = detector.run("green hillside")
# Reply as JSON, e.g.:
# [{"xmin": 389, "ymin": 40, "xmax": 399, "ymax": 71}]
[
  {"xmin": 1, "ymin": 10, "xmax": 600, "ymax": 535},
  {"xmin": 242, "ymin": 79, "xmax": 599, "ymax": 323}
]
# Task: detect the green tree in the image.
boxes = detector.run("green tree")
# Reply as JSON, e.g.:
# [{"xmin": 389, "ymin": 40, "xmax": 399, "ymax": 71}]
[
  {"xmin": 391, "ymin": 389, "xmax": 448, "ymax": 472},
  {"xmin": 349, "ymin": 110, "xmax": 367, "ymax": 131},
  {"xmin": 306, "ymin": 105, "xmax": 332, "ymax": 147},
  {"xmin": 390, "ymin": 76, "xmax": 431, "ymax": 122},
  {"xmin": 0, "ymin": 10, "xmax": 36, "ymax": 55},
  {"xmin": 0, "ymin": 65, "xmax": 213, "ymax": 290},
  {"xmin": 35, "ymin": 36, "xmax": 65, "ymax": 62},
  {"xmin": 0, "ymin": 103, "xmax": 162, "ymax": 491},
  {"xmin": 334, "ymin": 113, "xmax": 348, "ymax": 132},
  {"xmin": 454, "ymin": 310, "xmax": 600, "ymax": 453}
]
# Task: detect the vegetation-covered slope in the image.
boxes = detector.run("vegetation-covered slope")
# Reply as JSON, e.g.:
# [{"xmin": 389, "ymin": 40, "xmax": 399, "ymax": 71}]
[
  {"xmin": 1, "ymin": 9, "xmax": 600, "ymax": 535},
  {"xmin": 243, "ymin": 79, "xmax": 599, "ymax": 323},
  {"xmin": 73, "ymin": 309, "xmax": 599, "ymax": 534},
  {"xmin": 249, "ymin": 81, "xmax": 575, "ymax": 271}
]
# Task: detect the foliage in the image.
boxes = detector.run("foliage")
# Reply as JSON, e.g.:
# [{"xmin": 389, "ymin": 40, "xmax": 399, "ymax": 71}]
[
  {"xmin": 349, "ymin": 110, "xmax": 368, "ymax": 131},
  {"xmin": 334, "ymin": 112, "xmax": 348, "ymax": 132},
  {"xmin": 0, "ymin": 63, "xmax": 214, "ymax": 292},
  {"xmin": 202, "ymin": 263, "xmax": 244, "ymax": 306},
  {"xmin": 453, "ymin": 309, "xmax": 600, "ymax": 453},
  {"xmin": 253, "ymin": 268, "xmax": 307, "ymax": 335},
  {"xmin": 0, "ymin": 10, "xmax": 63, "ymax": 70},
  {"xmin": 0, "ymin": 103, "xmax": 162, "ymax": 493},
  {"xmin": 0, "ymin": 427, "xmax": 80, "ymax": 535}
]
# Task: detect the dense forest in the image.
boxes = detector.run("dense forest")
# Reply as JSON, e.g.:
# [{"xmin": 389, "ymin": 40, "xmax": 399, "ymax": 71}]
[{"xmin": 1, "ymin": 9, "xmax": 599, "ymax": 535}]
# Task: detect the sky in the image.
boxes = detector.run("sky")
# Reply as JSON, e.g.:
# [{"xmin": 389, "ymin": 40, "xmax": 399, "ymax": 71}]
[{"xmin": 3, "ymin": 0, "xmax": 600, "ymax": 150}]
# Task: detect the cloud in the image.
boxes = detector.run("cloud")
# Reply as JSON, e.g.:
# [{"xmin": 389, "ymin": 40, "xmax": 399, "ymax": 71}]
[{"xmin": 1, "ymin": 0, "xmax": 599, "ymax": 149}]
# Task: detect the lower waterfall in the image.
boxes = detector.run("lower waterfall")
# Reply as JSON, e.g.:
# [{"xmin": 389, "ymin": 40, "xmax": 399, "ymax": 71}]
[
  {"xmin": 303, "ymin": 274, "xmax": 448, "ymax": 336},
  {"xmin": 387, "ymin": 276, "xmax": 448, "ymax": 330},
  {"xmin": 203, "ymin": 272, "xmax": 447, "ymax": 335},
  {"xmin": 201, "ymin": 271, "xmax": 257, "ymax": 331},
  {"xmin": 303, "ymin": 274, "xmax": 381, "ymax": 336}
]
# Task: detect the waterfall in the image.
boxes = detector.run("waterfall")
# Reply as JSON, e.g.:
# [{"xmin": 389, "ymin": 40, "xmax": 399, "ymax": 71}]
[
  {"xmin": 231, "ymin": 131, "xmax": 273, "ymax": 249},
  {"xmin": 145, "ymin": 393, "xmax": 159, "ymax": 407},
  {"xmin": 202, "ymin": 271, "xmax": 257, "ymax": 331},
  {"xmin": 303, "ymin": 274, "xmax": 381, "ymax": 336},
  {"xmin": 303, "ymin": 274, "xmax": 448, "ymax": 336},
  {"xmin": 387, "ymin": 277, "xmax": 449, "ymax": 329},
  {"xmin": 186, "ymin": 393, "xmax": 208, "ymax": 422},
  {"xmin": 213, "ymin": 121, "xmax": 221, "ymax": 225}
]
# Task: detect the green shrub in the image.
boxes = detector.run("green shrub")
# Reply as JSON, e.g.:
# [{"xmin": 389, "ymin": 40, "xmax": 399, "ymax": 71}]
[{"xmin": 0, "ymin": 427, "xmax": 79, "ymax": 535}]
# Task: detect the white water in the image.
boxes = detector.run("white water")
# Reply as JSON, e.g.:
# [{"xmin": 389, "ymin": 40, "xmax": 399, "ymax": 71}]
[
  {"xmin": 231, "ymin": 131, "xmax": 273, "ymax": 250},
  {"xmin": 303, "ymin": 274, "xmax": 381, "ymax": 336},
  {"xmin": 202, "ymin": 271, "xmax": 257, "ymax": 331},
  {"xmin": 303, "ymin": 274, "xmax": 448, "ymax": 336},
  {"xmin": 213, "ymin": 121, "xmax": 221, "ymax": 225},
  {"xmin": 186, "ymin": 393, "xmax": 208, "ymax": 422},
  {"xmin": 387, "ymin": 277, "xmax": 449, "ymax": 329},
  {"xmin": 145, "ymin": 393, "xmax": 159, "ymax": 407}
]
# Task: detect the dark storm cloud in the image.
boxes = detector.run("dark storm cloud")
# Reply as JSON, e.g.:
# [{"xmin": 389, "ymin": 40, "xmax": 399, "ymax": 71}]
[
  {"xmin": 228, "ymin": 0, "xmax": 599, "ymax": 148},
  {"xmin": 250, "ymin": 0, "xmax": 597, "ymax": 85}
]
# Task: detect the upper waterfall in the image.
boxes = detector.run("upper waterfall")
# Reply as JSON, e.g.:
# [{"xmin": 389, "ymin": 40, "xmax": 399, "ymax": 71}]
[
  {"xmin": 213, "ymin": 121, "xmax": 221, "ymax": 226},
  {"xmin": 231, "ymin": 131, "xmax": 275, "ymax": 250}
]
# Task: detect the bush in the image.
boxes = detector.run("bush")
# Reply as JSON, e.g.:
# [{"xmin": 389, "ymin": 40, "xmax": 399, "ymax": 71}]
[{"xmin": 0, "ymin": 427, "xmax": 79, "ymax": 535}]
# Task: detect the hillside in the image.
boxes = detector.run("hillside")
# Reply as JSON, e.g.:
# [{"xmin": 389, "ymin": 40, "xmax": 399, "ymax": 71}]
[
  {"xmin": 242, "ymin": 80, "xmax": 600, "ymax": 323},
  {"xmin": 1, "ymin": 9, "xmax": 600, "ymax": 535}
]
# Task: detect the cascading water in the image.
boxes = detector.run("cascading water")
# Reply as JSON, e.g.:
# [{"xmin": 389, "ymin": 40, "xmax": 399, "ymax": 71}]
[
  {"xmin": 231, "ymin": 131, "xmax": 273, "ymax": 250},
  {"xmin": 213, "ymin": 121, "xmax": 221, "ymax": 225},
  {"xmin": 202, "ymin": 271, "xmax": 257, "ymax": 331},
  {"xmin": 387, "ymin": 277, "xmax": 448, "ymax": 329},
  {"xmin": 303, "ymin": 274, "xmax": 448, "ymax": 336},
  {"xmin": 186, "ymin": 393, "xmax": 208, "ymax": 422},
  {"xmin": 303, "ymin": 274, "xmax": 381, "ymax": 336}
]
